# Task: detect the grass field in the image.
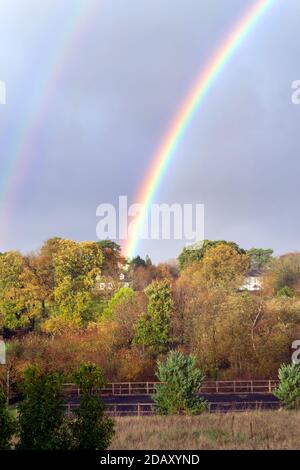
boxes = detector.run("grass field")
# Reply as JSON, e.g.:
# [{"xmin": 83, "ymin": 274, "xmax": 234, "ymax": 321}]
[{"xmin": 110, "ymin": 410, "xmax": 300, "ymax": 450}]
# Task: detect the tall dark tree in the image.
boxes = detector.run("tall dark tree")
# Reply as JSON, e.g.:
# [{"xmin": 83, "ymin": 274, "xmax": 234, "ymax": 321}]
[
  {"xmin": 71, "ymin": 364, "xmax": 114, "ymax": 450},
  {"xmin": 134, "ymin": 280, "xmax": 173, "ymax": 354},
  {"xmin": 130, "ymin": 255, "xmax": 147, "ymax": 268},
  {"xmin": 17, "ymin": 366, "xmax": 68, "ymax": 450},
  {"xmin": 0, "ymin": 389, "xmax": 16, "ymax": 449}
]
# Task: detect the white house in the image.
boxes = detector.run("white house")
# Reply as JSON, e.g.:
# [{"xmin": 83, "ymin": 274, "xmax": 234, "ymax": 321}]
[{"xmin": 240, "ymin": 274, "xmax": 262, "ymax": 292}]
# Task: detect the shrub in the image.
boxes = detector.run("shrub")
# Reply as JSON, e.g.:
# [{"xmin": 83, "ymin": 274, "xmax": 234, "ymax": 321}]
[
  {"xmin": 277, "ymin": 286, "xmax": 295, "ymax": 298},
  {"xmin": 153, "ymin": 350, "xmax": 207, "ymax": 415},
  {"xmin": 274, "ymin": 363, "xmax": 300, "ymax": 409}
]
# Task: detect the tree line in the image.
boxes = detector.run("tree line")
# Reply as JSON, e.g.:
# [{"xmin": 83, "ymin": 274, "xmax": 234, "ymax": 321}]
[{"xmin": 1, "ymin": 237, "xmax": 300, "ymax": 390}]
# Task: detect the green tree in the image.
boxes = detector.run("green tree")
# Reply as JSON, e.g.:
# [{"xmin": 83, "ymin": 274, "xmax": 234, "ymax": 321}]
[
  {"xmin": 153, "ymin": 351, "xmax": 207, "ymax": 414},
  {"xmin": 0, "ymin": 389, "xmax": 16, "ymax": 449},
  {"xmin": 134, "ymin": 280, "xmax": 173, "ymax": 354},
  {"xmin": 71, "ymin": 364, "xmax": 114, "ymax": 450},
  {"xmin": 247, "ymin": 248, "xmax": 273, "ymax": 271},
  {"xmin": 17, "ymin": 365, "xmax": 68, "ymax": 449},
  {"xmin": 274, "ymin": 363, "xmax": 300, "ymax": 409},
  {"xmin": 130, "ymin": 255, "xmax": 147, "ymax": 268}
]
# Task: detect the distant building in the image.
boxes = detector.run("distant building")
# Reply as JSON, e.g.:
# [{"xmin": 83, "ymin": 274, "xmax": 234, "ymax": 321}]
[
  {"xmin": 119, "ymin": 272, "xmax": 131, "ymax": 288},
  {"xmin": 240, "ymin": 270, "xmax": 262, "ymax": 292},
  {"xmin": 95, "ymin": 271, "xmax": 131, "ymax": 293}
]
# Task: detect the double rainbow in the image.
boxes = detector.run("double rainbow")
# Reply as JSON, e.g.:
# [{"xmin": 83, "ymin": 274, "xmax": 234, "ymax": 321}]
[
  {"xmin": 0, "ymin": 1, "xmax": 276, "ymax": 253},
  {"xmin": 124, "ymin": 0, "xmax": 275, "ymax": 259}
]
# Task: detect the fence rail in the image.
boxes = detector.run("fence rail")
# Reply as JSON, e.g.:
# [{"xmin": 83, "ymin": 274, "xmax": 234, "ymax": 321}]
[
  {"xmin": 63, "ymin": 380, "xmax": 279, "ymax": 397},
  {"xmin": 64, "ymin": 400, "xmax": 280, "ymax": 417},
  {"xmin": 200, "ymin": 380, "xmax": 279, "ymax": 394}
]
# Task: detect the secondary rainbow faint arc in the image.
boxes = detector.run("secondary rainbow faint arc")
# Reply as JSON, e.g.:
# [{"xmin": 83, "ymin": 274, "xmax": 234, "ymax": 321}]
[
  {"xmin": 124, "ymin": 0, "xmax": 275, "ymax": 260},
  {"xmin": 0, "ymin": 0, "xmax": 100, "ymax": 244}
]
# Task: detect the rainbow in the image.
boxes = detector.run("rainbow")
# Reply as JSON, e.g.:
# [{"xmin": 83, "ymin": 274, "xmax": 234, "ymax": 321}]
[
  {"xmin": 0, "ymin": 0, "xmax": 100, "ymax": 245},
  {"xmin": 124, "ymin": 0, "xmax": 276, "ymax": 259}
]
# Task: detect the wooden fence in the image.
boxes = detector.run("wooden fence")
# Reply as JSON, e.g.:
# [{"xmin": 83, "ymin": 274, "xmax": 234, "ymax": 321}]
[
  {"xmin": 64, "ymin": 400, "xmax": 280, "ymax": 418},
  {"xmin": 63, "ymin": 380, "xmax": 279, "ymax": 397},
  {"xmin": 200, "ymin": 380, "xmax": 279, "ymax": 394}
]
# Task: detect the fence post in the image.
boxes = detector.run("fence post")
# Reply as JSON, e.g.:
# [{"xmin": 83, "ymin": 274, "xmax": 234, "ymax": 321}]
[
  {"xmin": 233, "ymin": 381, "xmax": 236, "ymax": 393},
  {"xmin": 216, "ymin": 381, "xmax": 219, "ymax": 393},
  {"xmin": 112, "ymin": 383, "xmax": 115, "ymax": 396},
  {"xmin": 137, "ymin": 403, "xmax": 141, "ymax": 417},
  {"xmin": 251, "ymin": 380, "xmax": 253, "ymax": 393},
  {"xmin": 269, "ymin": 380, "xmax": 271, "ymax": 393},
  {"xmin": 129, "ymin": 382, "xmax": 131, "ymax": 395},
  {"xmin": 146, "ymin": 382, "xmax": 149, "ymax": 395}
]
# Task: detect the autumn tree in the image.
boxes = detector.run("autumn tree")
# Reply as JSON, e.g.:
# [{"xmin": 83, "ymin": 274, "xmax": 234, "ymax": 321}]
[
  {"xmin": 32, "ymin": 237, "xmax": 63, "ymax": 303},
  {"xmin": 42, "ymin": 240, "xmax": 104, "ymax": 333},
  {"xmin": 0, "ymin": 251, "xmax": 44, "ymax": 333},
  {"xmin": 100, "ymin": 287, "xmax": 143, "ymax": 350},
  {"xmin": 97, "ymin": 240, "xmax": 125, "ymax": 277},
  {"xmin": 178, "ymin": 239, "xmax": 246, "ymax": 271},
  {"xmin": 200, "ymin": 243, "xmax": 250, "ymax": 289},
  {"xmin": 174, "ymin": 244, "xmax": 254, "ymax": 376},
  {"xmin": 265, "ymin": 253, "xmax": 300, "ymax": 295}
]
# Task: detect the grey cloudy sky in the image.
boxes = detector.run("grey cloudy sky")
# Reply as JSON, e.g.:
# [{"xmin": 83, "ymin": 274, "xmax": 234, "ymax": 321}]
[{"xmin": 0, "ymin": 0, "xmax": 299, "ymax": 262}]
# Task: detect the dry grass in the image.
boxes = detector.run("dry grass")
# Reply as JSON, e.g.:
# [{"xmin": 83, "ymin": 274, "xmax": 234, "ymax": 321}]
[{"xmin": 110, "ymin": 410, "xmax": 300, "ymax": 450}]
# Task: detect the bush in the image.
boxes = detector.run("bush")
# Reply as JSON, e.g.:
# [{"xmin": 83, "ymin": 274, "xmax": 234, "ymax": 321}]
[
  {"xmin": 0, "ymin": 389, "xmax": 16, "ymax": 449},
  {"xmin": 274, "ymin": 363, "xmax": 300, "ymax": 409},
  {"xmin": 277, "ymin": 286, "xmax": 295, "ymax": 298},
  {"xmin": 70, "ymin": 364, "xmax": 114, "ymax": 450},
  {"xmin": 17, "ymin": 365, "xmax": 69, "ymax": 449},
  {"xmin": 153, "ymin": 351, "xmax": 207, "ymax": 415}
]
